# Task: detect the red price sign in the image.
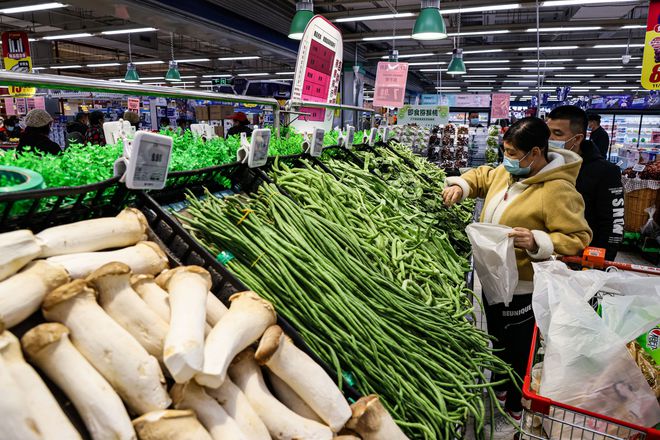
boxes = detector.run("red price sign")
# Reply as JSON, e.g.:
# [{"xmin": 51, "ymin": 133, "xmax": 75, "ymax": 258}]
[
  {"xmin": 373, "ymin": 62, "xmax": 408, "ymax": 108},
  {"xmin": 641, "ymin": 0, "xmax": 660, "ymax": 90}
]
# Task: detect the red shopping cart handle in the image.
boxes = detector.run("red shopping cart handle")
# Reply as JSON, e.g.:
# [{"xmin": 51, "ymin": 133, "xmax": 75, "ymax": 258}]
[{"xmin": 561, "ymin": 247, "xmax": 660, "ymax": 276}]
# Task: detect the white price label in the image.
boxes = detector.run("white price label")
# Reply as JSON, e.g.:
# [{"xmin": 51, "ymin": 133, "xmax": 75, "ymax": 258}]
[
  {"xmin": 368, "ymin": 128, "xmax": 377, "ymax": 146},
  {"xmin": 248, "ymin": 129, "xmax": 271, "ymax": 168},
  {"xmin": 345, "ymin": 126, "xmax": 355, "ymax": 149},
  {"xmin": 310, "ymin": 128, "xmax": 325, "ymax": 157},
  {"xmin": 125, "ymin": 132, "xmax": 172, "ymax": 190},
  {"xmin": 632, "ymin": 164, "xmax": 646, "ymax": 172}
]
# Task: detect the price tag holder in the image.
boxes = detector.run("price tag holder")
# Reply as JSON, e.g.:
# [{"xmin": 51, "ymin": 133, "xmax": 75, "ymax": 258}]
[
  {"xmin": 382, "ymin": 127, "xmax": 391, "ymax": 142},
  {"xmin": 124, "ymin": 132, "xmax": 172, "ymax": 190},
  {"xmin": 345, "ymin": 126, "xmax": 355, "ymax": 149},
  {"xmin": 309, "ymin": 128, "xmax": 325, "ymax": 157},
  {"xmin": 368, "ymin": 128, "xmax": 377, "ymax": 146},
  {"xmin": 236, "ymin": 129, "xmax": 271, "ymax": 168},
  {"xmin": 632, "ymin": 164, "xmax": 646, "ymax": 172}
]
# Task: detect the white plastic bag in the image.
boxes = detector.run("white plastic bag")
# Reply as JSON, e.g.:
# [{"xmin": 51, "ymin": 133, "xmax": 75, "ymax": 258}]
[
  {"xmin": 532, "ymin": 261, "xmax": 660, "ymax": 438},
  {"xmin": 466, "ymin": 223, "xmax": 517, "ymax": 306},
  {"xmin": 641, "ymin": 207, "xmax": 660, "ymax": 238}
]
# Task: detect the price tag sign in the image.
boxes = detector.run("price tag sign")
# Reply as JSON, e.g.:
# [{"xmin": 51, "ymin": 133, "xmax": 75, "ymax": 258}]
[
  {"xmin": 248, "ymin": 128, "xmax": 271, "ymax": 168},
  {"xmin": 633, "ymin": 164, "xmax": 647, "ymax": 172},
  {"xmin": 310, "ymin": 128, "xmax": 325, "ymax": 157},
  {"xmin": 373, "ymin": 62, "xmax": 409, "ymax": 108},
  {"xmin": 641, "ymin": 0, "xmax": 660, "ymax": 91},
  {"xmin": 368, "ymin": 128, "xmax": 377, "ymax": 146},
  {"xmin": 125, "ymin": 132, "xmax": 172, "ymax": 190},
  {"xmin": 345, "ymin": 126, "xmax": 355, "ymax": 149}
]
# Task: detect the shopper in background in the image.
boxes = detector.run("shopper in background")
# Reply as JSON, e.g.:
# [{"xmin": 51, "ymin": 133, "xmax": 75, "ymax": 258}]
[
  {"xmin": 16, "ymin": 109, "xmax": 62, "ymax": 155},
  {"xmin": 443, "ymin": 117, "xmax": 592, "ymax": 439},
  {"xmin": 159, "ymin": 117, "xmax": 171, "ymax": 131},
  {"xmin": 85, "ymin": 111, "xmax": 106, "ymax": 146},
  {"xmin": 0, "ymin": 116, "xmax": 21, "ymax": 141},
  {"xmin": 547, "ymin": 106, "xmax": 623, "ymax": 261},
  {"xmin": 587, "ymin": 113, "xmax": 610, "ymax": 158},
  {"xmin": 123, "ymin": 111, "xmax": 140, "ymax": 129},
  {"xmin": 66, "ymin": 112, "xmax": 89, "ymax": 145},
  {"xmin": 226, "ymin": 112, "xmax": 253, "ymax": 138},
  {"xmin": 468, "ymin": 112, "xmax": 483, "ymax": 127}
]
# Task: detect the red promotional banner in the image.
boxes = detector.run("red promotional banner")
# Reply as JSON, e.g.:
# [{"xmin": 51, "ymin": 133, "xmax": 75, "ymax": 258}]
[
  {"xmin": 641, "ymin": 0, "xmax": 660, "ymax": 90},
  {"xmin": 1, "ymin": 31, "xmax": 31, "ymax": 72},
  {"xmin": 491, "ymin": 93, "xmax": 511, "ymax": 120},
  {"xmin": 374, "ymin": 62, "xmax": 409, "ymax": 108},
  {"xmin": 127, "ymin": 98, "xmax": 140, "ymax": 112}
]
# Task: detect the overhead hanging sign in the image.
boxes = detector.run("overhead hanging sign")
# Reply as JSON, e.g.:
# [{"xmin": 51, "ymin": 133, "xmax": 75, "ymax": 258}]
[
  {"xmin": 2, "ymin": 31, "xmax": 36, "ymax": 98},
  {"xmin": 373, "ymin": 61, "xmax": 409, "ymax": 108},
  {"xmin": 641, "ymin": 0, "xmax": 660, "ymax": 90},
  {"xmin": 490, "ymin": 93, "xmax": 511, "ymax": 120},
  {"xmin": 396, "ymin": 105, "xmax": 449, "ymax": 127},
  {"xmin": 127, "ymin": 97, "xmax": 140, "ymax": 112},
  {"xmin": 291, "ymin": 15, "xmax": 343, "ymax": 133}
]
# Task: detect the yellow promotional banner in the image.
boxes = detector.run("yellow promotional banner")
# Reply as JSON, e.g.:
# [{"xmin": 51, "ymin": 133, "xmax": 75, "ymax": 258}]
[
  {"xmin": 2, "ymin": 31, "xmax": 36, "ymax": 98},
  {"xmin": 641, "ymin": 0, "xmax": 660, "ymax": 90}
]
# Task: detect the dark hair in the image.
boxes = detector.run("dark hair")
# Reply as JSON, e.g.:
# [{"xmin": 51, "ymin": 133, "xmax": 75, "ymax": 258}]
[
  {"xmin": 89, "ymin": 111, "xmax": 105, "ymax": 126},
  {"xmin": 160, "ymin": 117, "xmax": 171, "ymax": 127},
  {"xmin": 587, "ymin": 113, "xmax": 601, "ymax": 124},
  {"xmin": 548, "ymin": 105, "xmax": 588, "ymax": 135},
  {"xmin": 502, "ymin": 117, "xmax": 550, "ymax": 158},
  {"xmin": 4, "ymin": 116, "xmax": 19, "ymax": 128},
  {"xmin": 75, "ymin": 112, "xmax": 88, "ymax": 122},
  {"xmin": 25, "ymin": 124, "xmax": 51, "ymax": 136}
]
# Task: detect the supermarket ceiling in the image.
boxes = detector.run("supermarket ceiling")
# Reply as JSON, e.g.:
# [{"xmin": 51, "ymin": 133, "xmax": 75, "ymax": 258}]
[{"xmin": 0, "ymin": 0, "xmax": 651, "ymax": 97}]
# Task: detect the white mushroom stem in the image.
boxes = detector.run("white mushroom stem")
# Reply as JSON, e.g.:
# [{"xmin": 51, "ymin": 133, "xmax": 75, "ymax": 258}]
[
  {"xmin": 196, "ymin": 291, "xmax": 276, "ymax": 388},
  {"xmin": 0, "ymin": 260, "xmax": 69, "ymax": 328},
  {"xmin": 0, "ymin": 350, "xmax": 43, "ymax": 440},
  {"xmin": 42, "ymin": 280, "xmax": 171, "ymax": 415},
  {"xmin": 268, "ymin": 371, "xmax": 324, "ymax": 424},
  {"xmin": 47, "ymin": 241, "xmax": 168, "ymax": 279},
  {"xmin": 345, "ymin": 395, "xmax": 409, "ymax": 440},
  {"xmin": 205, "ymin": 292, "xmax": 228, "ymax": 327},
  {"xmin": 0, "ymin": 327, "xmax": 81, "ymax": 440},
  {"xmin": 205, "ymin": 377, "xmax": 270, "ymax": 440},
  {"xmin": 229, "ymin": 349, "xmax": 333, "ymax": 440},
  {"xmin": 256, "ymin": 325, "xmax": 351, "ymax": 432},
  {"xmin": 171, "ymin": 381, "xmax": 247, "ymax": 440},
  {"xmin": 22, "ymin": 323, "xmax": 136, "ymax": 440},
  {"xmin": 132, "ymin": 410, "xmax": 213, "ymax": 440},
  {"xmin": 132, "ymin": 274, "xmax": 213, "ymax": 336},
  {"xmin": 87, "ymin": 263, "xmax": 168, "ymax": 360},
  {"xmin": 0, "ymin": 229, "xmax": 42, "ymax": 281},
  {"xmin": 37, "ymin": 208, "xmax": 148, "ymax": 257},
  {"xmin": 157, "ymin": 266, "xmax": 210, "ymax": 383}
]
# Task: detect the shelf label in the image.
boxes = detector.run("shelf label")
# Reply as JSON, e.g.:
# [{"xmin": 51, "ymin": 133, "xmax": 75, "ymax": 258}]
[
  {"xmin": 345, "ymin": 126, "xmax": 355, "ymax": 149},
  {"xmin": 633, "ymin": 164, "xmax": 647, "ymax": 172},
  {"xmin": 247, "ymin": 129, "xmax": 271, "ymax": 168},
  {"xmin": 310, "ymin": 128, "xmax": 325, "ymax": 157},
  {"xmin": 125, "ymin": 132, "xmax": 172, "ymax": 190}
]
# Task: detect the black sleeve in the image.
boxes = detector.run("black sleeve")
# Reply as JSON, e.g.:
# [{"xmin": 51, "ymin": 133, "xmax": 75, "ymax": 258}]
[
  {"xmin": 589, "ymin": 165, "xmax": 624, "ymax": 261},
  {"xmin": 43, "ymin": 139, "xmax": 63, "ymax": 155},
  {"xmin": 591, "ymin": 130, "xmax": 609, "ymax": 158}
]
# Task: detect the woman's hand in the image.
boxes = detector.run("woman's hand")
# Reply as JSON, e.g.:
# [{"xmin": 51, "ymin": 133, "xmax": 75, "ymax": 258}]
[
  {"xmin": 509, "ymin": 227, "xmax": 538, "ymax": 252},
  {"xmin": 442, "ymin": 185, "xmax": 463, "ymax": 207}
]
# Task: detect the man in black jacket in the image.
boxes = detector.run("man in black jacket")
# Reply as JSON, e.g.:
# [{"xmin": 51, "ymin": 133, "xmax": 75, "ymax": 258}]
[
  {"xmin": 587, "ymin": 113, "xmax": 610, "ymax": 158},
  {"xmin": 547, "ymin": 106, "xmax": 624, "ymax": 261}
]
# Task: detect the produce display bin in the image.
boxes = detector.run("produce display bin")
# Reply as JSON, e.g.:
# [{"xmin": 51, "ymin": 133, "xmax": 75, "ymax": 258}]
[
  {"xmin": 624, "ymin": 187, "xmax": 658, "ymax": 233},
  {"xmin": 521, "ymin": 326, "xmax": 660, "ymax": 440},
  {"xmin": 0, "ymin": 176, "xmax": 361, "ymax": 439}
]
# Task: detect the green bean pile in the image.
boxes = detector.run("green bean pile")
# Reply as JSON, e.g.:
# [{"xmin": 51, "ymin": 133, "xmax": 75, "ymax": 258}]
[{"xmin": 183, "ymin": 183, "xmax": 514, "ymax": 439}]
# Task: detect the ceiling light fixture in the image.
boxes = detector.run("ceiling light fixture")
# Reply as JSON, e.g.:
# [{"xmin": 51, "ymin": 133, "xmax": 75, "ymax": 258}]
[
  {"xmin": 409, "ymin": 61, "xmax": 447, "ymax": 66},
  {"xmin": 555, "ymin": 73, "xmax": 594, "ymax": 77},
  {"xmin": 446, "ymin": 48, "xmax": 504, "ymax": 55},
  {"xmin": 363, "ymin": 35, "xmax": 411, "ymax": 41},
  {"xmin": 202, "ymin": 74, "xmax": 232, "ymax": 78},
  {"xmin": 606, "ymin": 73, "xmax": 641, "ymax": 77},
  {"xmin": 88, "ymin": 62, "xmax": 121, "ymax": 67},
  {"xmin": 464, "ymin": 60, "xmax": 509, "ymax": 64},
  {"xmin": 471, "ymin": 67, "xmax": 511, "ymax": 71},
  {"xmin": 124, "ymin": 32, "xmax": 140, "ymax": 83},
  {"xmin": 448, "ymin": 30, "xmax": 510, "ymax": 37},
  {"xmin": 586, "ymin": 57, "xmax": 640, "ymax": 61},
  {"xmin": 336, "ymin": 12, "xmax": 414, "ymax": 22},
  {"xmin": 544, "ymin": 79, "xmax": 582, "ymax": 83},
  {"xmin": 175, "ymin": 58, "xmax": 211, "ymax": 63},
  {"xmin": 50, "ymin": 65, "xmax": 82, "ymax": 69},
  {"xmin": 0, "ymin": 2, "xmax": 66, "ymax": 14},
  {"xmin": 464, "ymin": 75, "xmax": 497, "ymax": 78},
  {"xmin": 518, "ymin": 45, "xmax": 579, "ymax": 51},
  {"xmin": 237, "ymin": 72, "xmax": 269, "ymax": 77},
  {"xmin": 522, "ymin": 58, "xmax": 573, "ymax": 62},
  {"xmin": 412, "ymin": 0, "xmax": 447, "ymax": 40},
  {"xmin": 443, "ymin": 3, "xmax": 520, "ymax": 14},
  {"xmin": 541, "ymin": 0, "xmax": 637, "ymax": 6},
  {"xmin": 43, "ymin": 33, "xmax": 93, "ymax": 40},
  {"xmin": 447, "ymin": 9, "xmax": 466, "ymax": 75},
  {"xmin": 526, "ymin": 26, "xmax": 601, "ymax": 32},
  {"xmin": 289, "ymin": 0, "xmax": 314, "ymax": 40},
  {"xmin": 380, "ymin": 52, "xmax": 434, "ymax": 59},
  {"xmin": 576, "ymin": 66, "xmax": 622, "ymax": 70},
  {"xmin": 521, "ymin": 66, "xmax": 565, "ymax": 70},
  {"xmin": 217, "ymin": 56, "xmax": 261, "ymax": 61},
  {"xmin": 101, "ymin": 27, "xmax": 157, "ymax": 35},
  {"xmin": 419, "ymin": 68, "xmax": 447, "ymax": 72},
  {"xmin": 165, "ymin": 32, "xmax": 181, "ymax": 82},
  {"xmin": 593, "ymin": 44, "xmax": 644, "ymax": 48},
  {"xmin": 275, "ymin": 72, "xmax": 295, "ymax": 75},
  {"xmin": 132, "ymin": 60, "xmax": 164, "ymax": 65},
  {"xmin": 621, "ymin": 25, "xmax": 646, "ymax": 29}
]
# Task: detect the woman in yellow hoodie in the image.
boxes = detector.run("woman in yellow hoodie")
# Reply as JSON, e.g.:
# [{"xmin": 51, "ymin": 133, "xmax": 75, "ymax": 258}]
[{"xmin": 443, "ymin": 117, "xmax": 592, "ymax": 438}]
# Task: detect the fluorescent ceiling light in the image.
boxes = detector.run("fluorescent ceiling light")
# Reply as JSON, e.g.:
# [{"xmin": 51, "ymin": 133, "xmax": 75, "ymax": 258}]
[
  {"xmin": 175, "ymin": 58, "xmax": 211, "ymax": 63},
  {"xmin": 593, "ymin": 44, "xmax": 644, "ymax": 48},
  {"xmin": 132, "ymin": 60, "xmax": 164, "ymax": 65},
  {"xmin": 577, "ymin": 66, "xmax": 621, "ymax": 70},
  {"xmin": 519, "ymin": 46, "xmax": 579, "ymax": 51},
  {"xmin": 50, "ymin": 65, "xmax": 82, "ymax": 69},
  {"xmin": 237, "ymin": 72, "xmax": 269, "ymax": 76},
  {"xmin": 606, "ymin": 73, "xmax": 640, "ymax": 77},
  {"xmin": 464, "ymin": 75, "xmax": 497, "ymax": 78},
  {"xmin": 143, "ymin": 82, "xmax": 164, "ymax": 85},
  {"xmin": 336, "ymin": 12, "xmax": 414, "ymax": 22},
  {"xmin": 605, "ymin": 89, "xmax": 625, "ymax": 91},
  {"xmin": 590, "ymin": 79, "xmax": 626, "ymax": 83},
  {"xmin": 545, "ymin": 79, "xmax": 582, "ymax": 83},
  {"xmin": 527, "ymin": 27, "xmax": 601, "ymax": 32},
  {"xmin": 503, "ymin": 80, "xmax": 537, "ymax": 83},
  {"xmin": 446, "ymin": 49, "xmax": 504, "ymax": 55},
  {"xmin": 618, "ymin": 86, "xmax": 640, "ymax": 89},
  {"xmin": 363, "ymin": 35, "xmax": 411, "ymax": 41},
  {"xmin": 409, "ymin": 62, "xmax": 447, "ymax": 66},
  {"xmin": 0, "ymin": 2, "xmax": 66, "ymax": 14},
  {"xmin": 621, "ymin": 25, "xmax": 646, "ymax": 29},
  {"xmin": 465, "ymin": 80, "xmax": 496, "ymax": 83},
  {"xmin": 275, "ymin": 72, "xmax": 295, "ymax": 75},
  {"xmin": 448, "ymin": 30, "xmax": 510, "ymax": 37},
  {"xmin": 586, "ymin": 57, "xmax": 639, "ymax": 61},
  {"xmin": 555, "ymin": 73, "xmax": 594, "ymax": 77},
  {"xmin": 522, "ymin": 59, "xmax": 573, "ymax": 62},
  {"xmin": 140, "ymin": 76, "xmax": 164, "ymax": 80},
  {"xmin": 442, "ymin": 3, "xmax": 521, "ymax": 14},
  {"xmin": 180, "ymin": 75, "xmax": 197, "ymax": 79},
  {"xmin": 419, "ymin": 69, "xmax": 446, "ymax": 72},
  {"xmin": 202, "ymin": 74, "xmax": 232, "ymax": 78},
  {"xmin": 464, "ymin": 60, "xmax": 509, "ymax": 65},
  {"xmin": 32, "ymin": 67, "xmax": 47, "ymax": 70},
  {"xmin": 522, "ymin": 66, "xmax": 565, "ymax": 71},
  {"xmin": 199, "ymin": 81, "xmax": 213, "ymax": 84},
  {"xmin": 471, "ymin": 67, "xmax": 511, "ymax": 71},
  {"xmin": 43, "ymin": 33, "xmax": 93, "ymax": 40},
  {"xmin": 218, "ymin": 56, "xmax": 261, "ymax": 61},
  {"xmin": 87, "ymin": 62, "xmax": 121, "ymax": 67},
  {"xmin": 508, "ymin": 74, "xmax": 545, "ymax": 78},
  {"xmin": 542, "ymin": 0, "xmax": 637, "ymax": 6},
  {"xmin": 101, "ymin": 27, "xmax": 157, "ymax": 35},
  {"xmin": 381, "ymin": 53, "xmax": 434, "ymax": 59}
]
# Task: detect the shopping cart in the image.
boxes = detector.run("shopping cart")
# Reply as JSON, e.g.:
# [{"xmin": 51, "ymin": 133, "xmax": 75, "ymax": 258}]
[{"xmin": 519, "ymin": 248, "xmax": 660, "ymax": 440}]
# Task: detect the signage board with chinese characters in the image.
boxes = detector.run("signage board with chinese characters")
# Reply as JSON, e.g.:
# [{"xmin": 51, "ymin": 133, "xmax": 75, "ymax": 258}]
[
  {"xmin": 397, "ymin": 105, "xmax": 449, "ymax": 127},
  {"xmin": 2, "ymin": 31, "xmax": 35, "ymax": 98},
  {"xmin": 641, "ymin": 0, "xmax": 660, "ymax": 90},
  {"xmin": 490, "ymin": 93, "xmax": 511, "ymax": 120},
  {"xmin": 373, "ymin": 62, "xmax": 409, "ymax": 108},
  {"xmin": 291, "ymin": 15, "xmax": 343, "ymax": 133}
]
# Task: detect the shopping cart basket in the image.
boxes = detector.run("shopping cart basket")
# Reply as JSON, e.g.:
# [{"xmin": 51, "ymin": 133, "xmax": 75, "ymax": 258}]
[{"xmin": 520, "ymin": 249, "xmax": 660, "ymax": 440}]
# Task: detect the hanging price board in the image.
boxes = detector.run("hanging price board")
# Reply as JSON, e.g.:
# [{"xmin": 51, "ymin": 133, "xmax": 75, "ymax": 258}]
[
  {"xmin": 373, "ymin": 62, "xmax": 409, "ymax": 108},
  {"xmin": 641, "ymin": 0, "xmax": 660, "ymax": 90},
  {"xmin": 2, "ymin": 31, "xmax": 36, "ymax": 98}
]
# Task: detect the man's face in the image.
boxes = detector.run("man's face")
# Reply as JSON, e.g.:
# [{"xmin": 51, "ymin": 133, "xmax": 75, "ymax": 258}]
[
  {"xmin": 588, "ymin": 120, "xmax": 597, "ymax": 131},
  {"xmin": 547, "ymin": 118, "xmax": 584, "ymax": 151}
]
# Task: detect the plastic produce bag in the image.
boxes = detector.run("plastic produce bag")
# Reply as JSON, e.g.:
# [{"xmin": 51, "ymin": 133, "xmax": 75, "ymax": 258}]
[
  {"xmin": 532, "ymin": 261, "xmax": 660, "ymax": 438},
  {"xmin": 641, "ymin": 207, "xmax": 660, "ymax": 238},
  {"xmin": 466, "ymin": 223, "xmax": 517, "ymax": 306}
]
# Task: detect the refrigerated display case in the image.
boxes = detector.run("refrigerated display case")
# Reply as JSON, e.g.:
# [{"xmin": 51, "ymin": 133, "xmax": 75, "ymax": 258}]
[
  {"xmin": 639, "ymin": 114, "xmax": 660, "ymax": 149},
  {"xmin": 586, "ymin": 110, "xmax": 660, "ymax": 160},
  {"xmin": 612, "ymin": 114, "xmax": 642, "ymax": 150},
  {"xmin": 449, "ymin": 110, "xmax": 490, "ymax": 126}
]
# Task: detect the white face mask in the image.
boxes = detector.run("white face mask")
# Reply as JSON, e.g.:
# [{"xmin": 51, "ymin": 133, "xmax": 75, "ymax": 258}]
[{"xmin": 549, "ymin": 134, "xmax": 580, "ymax": 151}]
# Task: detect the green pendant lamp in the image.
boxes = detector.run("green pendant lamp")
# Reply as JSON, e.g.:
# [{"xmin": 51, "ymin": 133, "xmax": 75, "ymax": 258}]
[
  {"xmin": 124, "ymin": 34, "xmax": 140, "ymax": 82},
  {"xmin": 165, "ymin": 33, "xmax": 181, "ymax": 82},
  {"xmin": 447, "ymin": 48, "xmax": 466, "ymax": 75},
  {"xmin": 289, "ymin": 0, "xmax": 314, "ymax": 40},
  {"xmin": 412, "ymin": 0, "xmax": 447, "ymax": 40}
]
